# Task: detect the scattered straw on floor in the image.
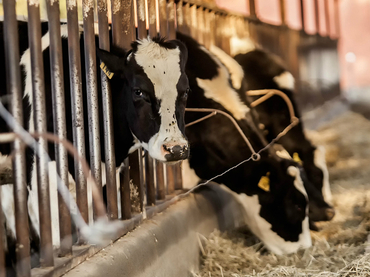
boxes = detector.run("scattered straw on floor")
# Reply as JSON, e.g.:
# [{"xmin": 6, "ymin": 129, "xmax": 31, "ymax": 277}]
[{"xmin": 195, "ymin": 111, "xmax": 370, "ymax": 277}]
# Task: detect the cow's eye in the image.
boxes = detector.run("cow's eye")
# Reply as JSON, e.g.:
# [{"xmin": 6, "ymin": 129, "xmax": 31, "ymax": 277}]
[
  {"xmin": 134, "ymin": 88, "xmax": 144, "ymax": 97},
  {"xmin": 183, "ymin": 88, "xmax": 190, "ymax": 99}
]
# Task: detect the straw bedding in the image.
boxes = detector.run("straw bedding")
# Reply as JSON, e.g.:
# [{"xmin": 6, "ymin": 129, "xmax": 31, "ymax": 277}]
[{"xmin": 194, "ymin": 111, "xmax": 370, "ymax": 277}]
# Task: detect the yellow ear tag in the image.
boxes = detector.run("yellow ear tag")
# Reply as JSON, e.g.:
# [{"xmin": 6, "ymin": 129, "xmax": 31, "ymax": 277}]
[
  {"xmin": 258, "ymin": 172, "xmax": 270, "ymax": 192},
  {"xmin": 100, "ymin": 62, "xmax": 114, "ymax": 79},
  {"xmin": 293, "ymin": 152, "xmax": 303, "ymax": 166}
]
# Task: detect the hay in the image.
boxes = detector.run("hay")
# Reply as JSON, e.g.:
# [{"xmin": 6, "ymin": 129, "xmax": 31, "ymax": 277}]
[{"xmin": 196, "ymin": 111, "xmax": 370, "ymax": 277}]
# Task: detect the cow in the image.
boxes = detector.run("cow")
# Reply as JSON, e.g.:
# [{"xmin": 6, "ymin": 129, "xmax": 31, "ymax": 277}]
[
  {"xmin": 176, "ymin": 32, "xmax": 311, "ymax": 255},
  {"xmin": 209, "ymin": 44, "xmax": 335, "ymax": 224},
  {"xmin": 232, "ymin": 48, "xmax": 333, "ymax": 213},
  {"xmin": 0, "ymin": 21, "xmax": 190, "ymax": 274}
]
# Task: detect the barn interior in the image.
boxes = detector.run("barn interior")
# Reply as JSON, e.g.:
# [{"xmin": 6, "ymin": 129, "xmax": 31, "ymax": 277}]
[{"xmin": 0, "ymin": 0, "xmax": 369, "ymax": 277}]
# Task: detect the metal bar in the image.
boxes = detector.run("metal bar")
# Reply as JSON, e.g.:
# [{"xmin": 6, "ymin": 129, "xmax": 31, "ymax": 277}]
[
  {"xmin": 148, "ymin": 0, "xmax": 157, "ymax": 37},
  {"xmin": 214, "ymin": 13, "xmax": 222, "ymax": 48},
  {"xmin": 27, "ymin": 1, "xmax": 54, "ymax": 266},
  {"xmin": 0, "ymin": 188, "xmax": 6, "ymax": 277},
  {"xmin": 209, "ymin": 10, "xmax": 216, "ymax": 47},
  {"xmin": 158, "ymin": 0, "xmax": 168, "ymax": 38},
  {"xmin": 176, "ymin": 0, "xmax": 185, "ymax": 34},
  {"xmin": 174, "ymin": 162, "xmax": 183, "ymax": 190},
  {"xmin": 129, "ymin": 150, "xmax": 144, "ymax": 212},
  {"xmin": 190, "ymin": 4, "xmax": 197, "ymax": 39},
  {"xmin": 3, "ymin": 1, "xmax": 31, "ymax": 275},
  {"xmin": 99, "ymin": 0, "xmax": 119, "ymax": 220},
  {"xmin": 183, "ymin": 2, "xmax": 191, "ymax": 35},
  {"xmin": 145, "ymin": 155, "xmax": 156, "ymax": 206},
  {"xmin": 138, "ymin": 149, "xmax": 146, "ymax": 212},
  {"xmin": 314, "ymin": 0, "xmax": 320, "ymax": 34},
  {"xmin": 166, "ymin": 165, "xmax": 175, "ymax": 194},
  {"xmin": 52, "ymin": 0, "xmax": 77, "ymax": 255},
  {"xmin": 280, "ymin": 0, "xmax": 286, "ymax": 25},
  {"xmin": 197, "ymin": 6, "xmax": 204, "ymax": 44},
  {"xmin": 324, "ymin": 0, "xmax": 331, "ymax": 36},
  {"xmin": 300, "ymin": 0, "xmax": 305, "ymax": 32},
  {"xmin": 120, "ymin": 158, "xmax": 131, "ymax": 219},
  {"xmin": 167, "ymin": 0, "xmax": 176, "ymax": 40},
  {"xmin": 156, "ymin": 160, "xmax": 165, "ymax": 199},
  {"xmin": 111, "ymin": 0, "xmax": 131, "ymax": 49},
  {"xmin": 334, "ymin": 0, "xmax": 340, "ymax": 37},
  {"xmin": 249, "ymin": 0, "xmax": 256, "ymax": 18},
  {"xmin": 203, "ymin": 9, "xmax": 210, "ymax": 49},
  {"xmin": 137, "ymin": 0, "xmax": 147, "ymax": 39},
  {"xmin": 67, "ymin": 0, "xmax": 89, "ymax": 229}
]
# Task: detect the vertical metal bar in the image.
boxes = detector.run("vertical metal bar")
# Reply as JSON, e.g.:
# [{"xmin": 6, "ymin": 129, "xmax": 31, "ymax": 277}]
[
  {"xmin": 209, "ymin": 11, "xmax": 216, "ymax": 47},
  {"xmin": 137, "ymin": 0, "xmax": 147, "ymax": 39},
  {"xmin": 314, "ymin": 0, "xmax": 320, "ymax": 34},
  {"xmin": 138, "ymin": 149, "xmax": 145, "ymax": 212},
  {"xmin": 280, "ymin": 0, "xmax": 286, "ymax": 25},
  {"xmin": 145, "ymin": 155, "xmax": 156, "ymax": 206},
  {"xmin": 190, "ymin": 4, "xmax": 197, "ymax": 39},
  {"xmin": 197, "ymin": 6, "xmax": 204, "ymax": 44},
  {"xmin": 148, "ymin": 0, "xmax": 157, "ymax": 37},
  {"xmin": 0, "ymin": 189, "xmax": 6, "ymax": 277},
  {"xmin": 174, "ymin": 162, "xmax": 183, "ymax": 190},
  {"xmin": 176, "ymin": 0, "xmax": 185, "ymax": 34},
  {"xmin": 27, "ymin": 0, "xmax": 54, "ymax": 266},
  {"xmin": 167, "ymin": 0, "xmax": 176, "ymax": 40},
  {"xmin": 334, "ymin": 0, "xmax": 340, "ymax": 37},
  {"xmin": 324, "ymin": 0, "xmax": 331, "ymax": 36},
  {"xmin": 111, "ymin": 0, "xmax": 133, "ymax": 50},
  {"xmin": 249, "ymin": 0, "xmax": 256, "ymax": 18},
  {"xmin": 120, "ymin": 158, "xmax": 131, "ymax": 219},
  {"xmin": 47, "ymin": 0, "xmax": 72, "ymax": 256},
  {"xmin": 214, "ymin": 13, "xmax": 222, "ymax": 48},
  {"xmin": 156, "ymin": 160, "xmax": 165, "ymax": 200},
  {"xmin": 203, "ymin": 9, "xmax": 210, "ymax": 49},
  {"xmin": 158, "ymin": 0, "xmax": 168, "ymax": 37},
  {"xmin": 66, "ymin": 0, "xmax": 89, "ymax": 227},
  {"xmin": 183, "ymin": 2, "xmax": 191, "ymax": 35},
  {"xmin": 300, "ymin": 0, "xmax": 305, "ymax": 32},
  {"xmin": 3, "ymin": 1, "xmax": 31, "ymax": 275},
  {"xmin": 129, "ymin": 151, "xmax": 144, "ymax": 212},
  {"xmin": 166, "ymin": 164, "xmax": 175, "ymax": 194}
]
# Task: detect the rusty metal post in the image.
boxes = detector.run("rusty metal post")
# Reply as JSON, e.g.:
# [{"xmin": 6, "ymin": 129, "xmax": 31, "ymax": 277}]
[
  {"xmin": 280, "ymin": 0, "xmax": 286, "ymax": 25},
  {"xmin": 300, "ymin": 0, "xmax": 306, "ymax": 32},
  {"xmin": 183, "ymin": 2, "xmax": 191, "ymax": 35},
  {"xmin": 209, "ymin": 10, "xmax": 216, "ymax": 47},
  {"xmin": 167, "ymin": 0, "xmax": 176, "ymax": 40},
  {"xmin": 3, "ymin": 1, "xmax": 31, "ymax": 275},
  {"xmin": 129, "ymin": 150, "xmax": 144, "ymax": 212},
  {"xmin": 66, "ymin": 0, "xmax": 89, "ymax": 231},
  {"xmin": 176, "ymin": 0, "xmax": 185, "ymax": 34},
  {"xmin": 249, "ymin": 0, "xmax": 256, "ymax": 18},
  {"xmin": 324, "ymin": 0, "xmax": 331, "ymax": 36},
  {"xmin": 174, "ymin": 162, "xmax": 183, "ymax": 190},
  {"xmin": 120, "ymin": 158, "xmax": 131, "ymax": 219},
  {"xmin": 190, "ymin": 4, "xmax": 197, "ymax": 39},
  {"xmin": 148, "ymin": 0, "xmax": 157, "ymax": 37},
  {"xmin": 166, "ymin": 165, "xmax": 175, "ymax": 194},
  {"xmin": 197, "ymin": 6, "xmax": 204, "ymax": 44},
  {"xmin": 156, "ymin": 160, "xmax": 165, "ymax": 199},
  {"xmin": 203, "ymin": 9, "xmax": 210, "ymax": 49},
  {"xmin": 145, "ymin": 155, "xmax": 156, "ymax": 206},
  {"xmin": 314, "ymin": 0, "xmax": 320, "ymax": 34},
  {"xmin": 136, "ymin": 0, "xmax": 147, "ymax": 39},
  {"xmin": 27, "ymin": 0, "xmax": 54, "ymax": 266},
  {"xmin": 47, "ymin": 0, "xmax": 72, "ymax": 255},
  {"xmin": 158, "ymin": 0, "xmax": 168, "ymax": 38},
  {"xmin": 334, "ymin": 0, "xmax": 340, "ymax": 37}
]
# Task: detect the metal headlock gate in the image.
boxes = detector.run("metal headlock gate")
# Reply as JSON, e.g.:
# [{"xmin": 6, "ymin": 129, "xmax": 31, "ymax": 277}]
[{"xmin": 0, "ymin": 0, "xmax": 340, "ymax": 276}]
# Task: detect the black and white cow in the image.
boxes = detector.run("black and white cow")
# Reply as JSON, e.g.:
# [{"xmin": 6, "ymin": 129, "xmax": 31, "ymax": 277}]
[
  {"xmin": 232, "ymin": 48, "xmax": 333, "ymax": 217},
  {"xmin": 209, "ymin": 44, "xmax": 335, "ymax": 223},
  {"xmin": 0, "ymin": 21, "xmax": 189, "ymax": 274},
  {"xmin": 176, "ymin": 32, "xmax": 311, "ymax": 255}
]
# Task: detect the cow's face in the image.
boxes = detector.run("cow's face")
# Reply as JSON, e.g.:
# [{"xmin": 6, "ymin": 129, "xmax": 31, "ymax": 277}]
[
  {"xmin": 235, "ymin": 161, "xmax": 311, "ymax": 255},
  {"xmin": 98, "ymin": 37, "xmax": 189, "ymax": 162}
]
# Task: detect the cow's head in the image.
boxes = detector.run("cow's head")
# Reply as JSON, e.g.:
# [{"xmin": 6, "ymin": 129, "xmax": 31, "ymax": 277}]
[
  {"xmin": 233, "ymin": 159, "xmax": 311, "ymax": 255},
  {"xmin": 97, "ymin": 37, "xmax": 189, "ymax": 162}
]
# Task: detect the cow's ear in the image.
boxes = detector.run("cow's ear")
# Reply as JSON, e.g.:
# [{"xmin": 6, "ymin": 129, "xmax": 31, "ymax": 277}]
[{"xmin": 97, "ymin": 48, "xmax": 125, "ymax": 74}]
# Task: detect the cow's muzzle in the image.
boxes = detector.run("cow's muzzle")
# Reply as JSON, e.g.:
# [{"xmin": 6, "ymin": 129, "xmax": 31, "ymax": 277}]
[{"xmin": 163, "ymin": 143, "xmax": 189, "ymax": 162}]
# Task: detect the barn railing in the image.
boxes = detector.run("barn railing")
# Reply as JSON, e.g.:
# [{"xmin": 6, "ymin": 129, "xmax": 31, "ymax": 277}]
[{"xmin": 0, "ymin": 0, "xmax": 340, "ymax": 276}]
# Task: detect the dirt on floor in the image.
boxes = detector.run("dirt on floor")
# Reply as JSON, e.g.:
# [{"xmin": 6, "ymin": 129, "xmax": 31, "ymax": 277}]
[{"xmin": 194, "ymin": 110, "xmax": 370, "ymax": 277}]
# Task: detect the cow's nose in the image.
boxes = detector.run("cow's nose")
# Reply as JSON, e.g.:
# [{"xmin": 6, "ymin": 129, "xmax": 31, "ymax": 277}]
[
  {"xmin": 324, "ymin": 207, "xmax": 335, "ymax": 220},
  {"xmin": 163, "ymin": 143, "xmax": 189, "ymax": 161}
]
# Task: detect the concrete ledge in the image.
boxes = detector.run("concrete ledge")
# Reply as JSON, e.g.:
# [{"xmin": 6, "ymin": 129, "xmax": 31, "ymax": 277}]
[{"xmin": 64, "ymin": 184, "xmax": 246, "ymax": 277}]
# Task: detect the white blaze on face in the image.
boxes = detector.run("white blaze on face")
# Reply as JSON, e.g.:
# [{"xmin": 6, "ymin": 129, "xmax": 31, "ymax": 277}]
[
  {"xmin": 209, "ymin": 45, "xmax": 244, "ymax": 90},
  {"xmin": 181, "ymin": 159, "xmax": 201, "ymax": 189},
  {"xmin": 219, "ymin": 185, "xmax": 311, "ymax": 255},
  {"xmin": 314, "ymin": 146, "xmax": 333, "ymax": 204},
  {"xmin": 273, "ymin": 71, "xmax": 295, "ymax": 91},
  {"xmin": 196, "ymin": 46, "xmax": 250, "ymax": 120},
  {"xmin": 134, "ymin": 39, "xmax": 187, "ymax": 161},
  {"xmin": 288, "ymin": 166, "xmax": 308, "ymax": 200}
]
